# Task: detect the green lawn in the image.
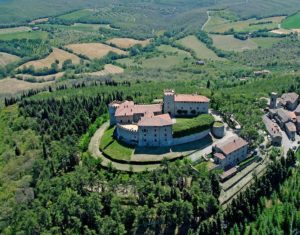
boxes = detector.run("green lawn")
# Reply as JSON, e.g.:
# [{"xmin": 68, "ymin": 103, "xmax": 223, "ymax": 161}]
[
  {"xmin": 100, "ymin": 126, "xmax": 134, "ymax": 161},
  {"xmin": 0, "ymin": 31, "xmax": 48, "ymax": 41},
  {"xmin": 282, "ymin": 11, "xmax": 300, "ymax": 29},
  {"xmin": 173, "ymin": 114, "xmax": 215, "ymax": 138}
]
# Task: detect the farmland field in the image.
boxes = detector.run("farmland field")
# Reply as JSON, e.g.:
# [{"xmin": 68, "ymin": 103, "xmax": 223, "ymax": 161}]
[
  {"xmin": 177, "ymin": 35, "xmax": 224, "ymax": 60},
  {"xmin": 0, "ymin": 26, "xmax": 31, "ymax": 34},
  {"xmin": 107, "ymin": 38, "xmax": 151, "ymax": 49},
  {"xmin": 82, "ymin": 64, "xmax": 124, "ymax": 77},
  {"xmin": 282, "ymin": 11, "xmax": 300, "ymax": 29},
  {"xmin": 117, "ymin": 45, "xmax": 192, "ymax": 69},
  {"xmin": 0, "ymin": 78, "xmax": 53, "ymax": 96},
  {"xmin": 210, "ymin": 34, "xmax": 258, "ymax": 51},
  {"xmin": 15, "ymin": 72, "xmax": 65, "ymax": 82},
  {"xmin": 65, "ymin": 43, "xmax": 127, "ymax": 59},
  {"xmin": 204, "ymin": 13, "xmax": 284, "ymax": 33},
  {"xmin": 0, "ymin": 31, "xmax": 48, "ymax": 41},
  {"xmin": 20, "ymin": 48, "xmax": 81, "ymax": 70},
  {"xmin": 251, "ymin": 37, "xmax": 283, "ymax": 49},
  {"xmin": 0, "ymin": 52, "xmax": 20, "ymax": 66},
  {"xmin": 38, "ymin": 23, "xmax": 109, "ymax": 33}
]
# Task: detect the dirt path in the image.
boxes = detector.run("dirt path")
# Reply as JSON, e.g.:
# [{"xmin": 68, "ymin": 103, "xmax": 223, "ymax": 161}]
[
  {"xmin": 88, "ymin": 122, "xmax": 161, "ymax": 172},
  {"xmin": 201, "ymin": 11, "xmax": 211, "ymax": 30}
]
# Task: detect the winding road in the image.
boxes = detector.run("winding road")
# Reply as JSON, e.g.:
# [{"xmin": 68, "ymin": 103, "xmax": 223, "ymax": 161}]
[{"xmin": 88, "ymin": 122, "xmax": 161, "ymax": 172}]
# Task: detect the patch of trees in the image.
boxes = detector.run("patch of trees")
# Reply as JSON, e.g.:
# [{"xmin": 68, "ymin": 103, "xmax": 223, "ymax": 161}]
[
  {"xmin": 0, "ymin": 39, "xmax": 51, "ymax": 58},
  {"xmin": 4, "ymin": 91, "xmax": 221, "ymax": 234}
]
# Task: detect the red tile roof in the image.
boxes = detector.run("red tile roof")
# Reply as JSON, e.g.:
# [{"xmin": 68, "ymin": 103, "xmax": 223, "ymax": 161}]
[
  {"xmin": 214, "ymin": 152, "xmax": 225, "ymax": 160},
  {"xmin": 216, "ymin": 136, "xmax": 248, "ymax": 156},
  {"xmin": 174, "ymin": 94, "xmax": 209, "ymax": 103},
  {"xmin": 280, "ymin": 92, "xmax": 299, "ymax": 105},
  {"xmin": 138, "ymin": 114, "xmax": 173, "ymax": 127},
  {"xmin": 115, "ymin": 101, "xmax": 162, "ymax": 117}
]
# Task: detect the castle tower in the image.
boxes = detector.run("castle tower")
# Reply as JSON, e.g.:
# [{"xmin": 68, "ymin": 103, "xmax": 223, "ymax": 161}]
[
  {"xmin": 270, "ymin": 92, "xmax": 278, "ymax": 109},
  {"xmin": 109, "ymin": 101, "xmax": 120, "ymax": 125},
  {"xmin": 163, "ymin": 89, "xmax": 175, "ymax": 116}
]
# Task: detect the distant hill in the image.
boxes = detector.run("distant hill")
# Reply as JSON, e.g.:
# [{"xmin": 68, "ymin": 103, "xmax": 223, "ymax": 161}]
[{"xmin": 1, "ymin": 0, "xmax": 300, "ymax": 27}]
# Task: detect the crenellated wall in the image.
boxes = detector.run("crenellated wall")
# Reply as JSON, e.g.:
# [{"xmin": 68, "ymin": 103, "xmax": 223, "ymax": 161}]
[{"xmin": 116, "ymin": 124, "xmax": 138, "ymax": 145}]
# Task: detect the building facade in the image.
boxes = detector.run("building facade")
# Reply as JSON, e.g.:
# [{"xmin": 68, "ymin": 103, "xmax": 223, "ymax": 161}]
[
  {"xmin": 213, "ymin": 136, "xmax": 248, "ymax": 169},
  {"xmin": 109, "ymin": 90, "xmax": 210, "ymax": 147}
]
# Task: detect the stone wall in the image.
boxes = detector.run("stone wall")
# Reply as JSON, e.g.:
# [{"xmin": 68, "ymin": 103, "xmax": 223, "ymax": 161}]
[
  {"xmin": 173, "ymin": 129, "xmax": 210, "ymax": 145},
  {"xmin": 116, "ymin": 125, "xmax": 138, "ymax": 145}
]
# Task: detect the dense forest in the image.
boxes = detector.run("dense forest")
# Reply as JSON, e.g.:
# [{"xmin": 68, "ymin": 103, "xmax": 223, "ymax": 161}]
[{"xmin": 0, "ymin": 72, "xmax": 299, "ymax": 234}]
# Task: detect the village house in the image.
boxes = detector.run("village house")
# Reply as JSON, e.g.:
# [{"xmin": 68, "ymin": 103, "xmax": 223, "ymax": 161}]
[
  {"xmin": 262, "ymin": 115, "xmax": 282, "ymax": 145},
  {"xmin": 278, "ymin": 92, "xmax": 299, "ymax": 111},
  {"xmin": 267, "ymin": 92, "xmax": 300, "ymax": 140},
  {"xmin": 109, "ymin": 90, "xmax": 210, "ymax": 147},
  {"xmin": 213, "ymin": 136, "xmax": 249, "ymax": 169}
]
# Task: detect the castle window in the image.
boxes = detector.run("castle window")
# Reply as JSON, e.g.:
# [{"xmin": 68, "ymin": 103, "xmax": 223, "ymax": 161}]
[
  {"xmin": 155, "ymin": 139, "xmax": 157, "ymax": 142},
  {"xmin": 120, "ymin": 120, "xmax": 123, "ymax": 123},
  {"xmin": 155, "ymin": 134, "xmax": 157, "ymax": 137},
  {"xmin": 165, "ymin": 134, "xmax": 167, "ymax": 137}
]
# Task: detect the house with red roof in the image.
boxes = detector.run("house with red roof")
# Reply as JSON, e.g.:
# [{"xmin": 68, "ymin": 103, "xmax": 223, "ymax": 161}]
[{"xmin": 213, "ymin": 136, "xmax": 249, "ymax": 169}]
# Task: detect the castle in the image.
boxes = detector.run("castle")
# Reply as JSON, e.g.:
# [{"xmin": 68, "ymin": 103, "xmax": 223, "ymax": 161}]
[{"xmin": 109, "ymin": 90, "xmax": 210, "ymax": 147}]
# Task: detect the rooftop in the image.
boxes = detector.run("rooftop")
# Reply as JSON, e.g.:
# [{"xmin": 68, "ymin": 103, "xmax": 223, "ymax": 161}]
[
  {"xmin": 262, "ymin": 115, "xmax": 282, "ymax": 138},
  {"xmin": 279, "ymin": 92, "xmax": 299, "ymax": 105},
  {"xmin": 214, "ymin": 152, "xmax": 225, "ymax": 160},
  {"xmin": 286, "ymin": 122, "xmax": 296, "ymax": 132},
  {"xmin": 276, "ymin": 108, "xmax": 290, "ymax": 123},
  {"xmin": 174, "ymin": 94, "xmax": 210, "ymax": 103},
  {"xmin": 215, "ymin": 136, "xmax": 248, "ymax": 156},
  {"xmin": 115, "ymin": 101, "xmax": 162, "ymax": 117},
  {"xmin": 138, "ymin": 113, "xmax": 173, "ymax": 127}
]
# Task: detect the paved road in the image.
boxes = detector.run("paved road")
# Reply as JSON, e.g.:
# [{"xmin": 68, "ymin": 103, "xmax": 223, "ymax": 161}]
[{"xmin": 88, "ymin": 122, "xmax": 161, "ymax": 172}]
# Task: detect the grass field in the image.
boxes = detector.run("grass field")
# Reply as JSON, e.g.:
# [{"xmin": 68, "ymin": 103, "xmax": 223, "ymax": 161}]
[
  {"xmin": 107, "ymin": 38, "xmax": 151, "ymax": 49},
  {"xmin": 57, "ymin": 9, "xmax": 95, "ymax": 21},
  {"xmin": 210, "ymin": 34, "xmax": 258, "ymax": 51},
  {"xmin": 282, "ymin": 11, "xmax": 300, "ymax": 29},
  {"xmin": 20, "ymin": 48, "xmax": 81, "ymax": 70},
  {"xmin": 204, "ymin": 13, "xmax": 284, "ymax": 33},
  {"xmin": 177, "ymin": 35, "xmax": 223, "ymax": 60},
  {"xmin": 0, "ymin": 26, "xmax": 31, "ymax": 34},
  {"xmin": 66, "ymin": 43, "xmax": 126, "ymax": 59},
  {"xmin": 82, "ymin": 64, "xmax": 124, "ymax": 77},
  {"xmin": 0, "ymin": 31, "xmax": 48, "ymax": 41},
  {"xmin": 0, "ymin": 78, "xmax": 53, "ymax": 96},
  {"xmin": 0, "ymin": 52, "xmax": 20, "ymax": 66},
  {"xmin": 100, "ymin": 127, "xmax": 134, "ymax": 161},
  {"xmin": 117, "ymin": 45, "xmax": 192, "ymax": 69},
  {"xmin": 15, "ymin": 72, "xmax": 65, "ymax": 82},
  {"xmin": 38, "ymin": 23, "xmax": 109, "ymax": 33},
  {"xmin": 251, "ymin": 37, "xmax": 283, "ymax": 49}
]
